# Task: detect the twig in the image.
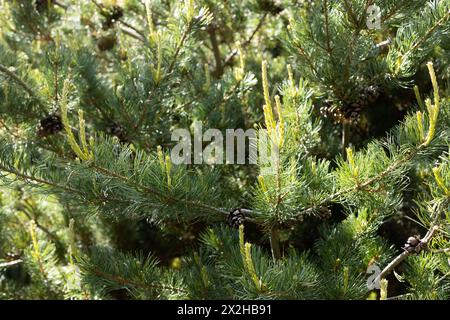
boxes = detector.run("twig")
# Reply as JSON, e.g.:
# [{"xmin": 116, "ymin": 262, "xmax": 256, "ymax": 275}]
[
  {"xmin": 323, "ymin": 0, "xmax": 333, "ymax": 53},
  {"xmin": 296, "ymin": 44, "xmax": 320, "ymax": 77},
  {"xmin": 90, "ymin": 0, "xmax": 102, "ymax": 10},
  {"xmin": 431, "ymin": 248, "xmax": 450, "ymax": 253},
  {"xmin": 21, "ymin": 198, "xmax": 61, "ymax": 244},
  {"xmin": 90, "ymin": 0, "xmax": 146, "ymax": 43},
  {"xmin": 0, "ymin": 118, "xmax": 21, "ymax": 139},
  {"xmin": 374, "ymin": 251, "xmax": 409, "ymax": 285},
  {"xmin": 0, "ymin": 163, "xmax": 81, "ymax": 195},
  {"xmin": 0, "ymin": 259, "xmax": 23, "ymax": 268},
  {"xmin": 381, "ymin": 0, "xmax": 414, "ymax": 23},
  {"xmin": 341, "ymin": 0, "xmax": 359, "ymax": 26},
  {"xmin": 385, "ymin": 293, "xmax": 412, "ymax": 300},
  {"xmin": 89, "ymin": 163, "xmax": 233, "ymax": 219},
  {"xmin": 0, "ymin": 64, "xmax": 37, "ymax": 99}
]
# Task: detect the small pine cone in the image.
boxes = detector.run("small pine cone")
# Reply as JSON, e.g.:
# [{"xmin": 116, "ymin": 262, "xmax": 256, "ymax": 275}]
[
  {"xmin": 320, "ymin": 101, "xmax": 344, "ymax": 124},
  {"xmin": 319, "ymin": 106, "xmax": 329, "ymax": 118},
  {"xmin": 38, "ymin": 114, "xmax": 63, "ymax": 137},
  {"xmin": 228, "ymin": 208, "xmax": 245, "ymax": 228}
]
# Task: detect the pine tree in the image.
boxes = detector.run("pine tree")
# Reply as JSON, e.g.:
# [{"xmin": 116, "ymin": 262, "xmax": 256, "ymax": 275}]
[{"xmin": 1, "ymin": 0, "xmax": 450, "ymax": 300}]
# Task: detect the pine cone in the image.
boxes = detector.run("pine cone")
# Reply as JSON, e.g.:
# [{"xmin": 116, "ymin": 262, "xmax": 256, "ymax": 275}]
[
  {"xmin": 403, "ymin": 235, "xmax": 421, "ymax": 253},
  {"xmin": 107, "ymin": 123, "xmax": 127, "ymax": 142},
  {"xmin": 319, "ymin": 100, "xmax": 344, "ymax": 124},
  {"xmin": 258, "ymin": 0, "xmax": 284, "ymax": 15},
  {"xmin": 343, "ymin": 103, "xmax": 363, "ymax": 125},
  {"xmin": 317, "ymin": 207, "xmax": 332, "ymax": 220},
  {"xmin": 228, "ymin": 208, "xmax": 245, "ymax": 228}
]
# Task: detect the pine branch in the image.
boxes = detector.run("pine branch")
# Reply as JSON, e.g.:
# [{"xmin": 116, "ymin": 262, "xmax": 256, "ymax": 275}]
[
  {"xmin": 382, "ymin": 1, "xmax": 408, "ymax": 23},
  {"xmin": 134, "ymin": 23, "xmax": 193, "ymax": 131},
  {"xmin": 0, "ymin": 136, "xmax": 239, "ymax": 225},
  {"xmin": 167, "ymin": 24, "xmax": 192, "ymax": 75},
  {"xmin": 0, "ymin": 163, "xmax": 81, "ymax": 195},
  {"xmin": 20, "ymin": 202, "xmax": 60, "ymax": 245},
  {"xmin": 296, "ymin": 45, "xmax": 319, "ymax": 77},
  {"xmin": 374, "ymin": 186, "xmax": 449, "ymax": 285},
  {"xmin": 228, "ymin": 142, "xmax": 423, "ymax": 227},
  {"xmin": 341, "ymin": 0, "xmax": 359, "ymax": 26}
]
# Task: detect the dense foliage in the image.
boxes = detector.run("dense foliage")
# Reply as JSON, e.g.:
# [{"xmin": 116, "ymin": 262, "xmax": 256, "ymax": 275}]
[{"xmin": 1, "ymin": 0, "xmax": 450, "ymax": 300}]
